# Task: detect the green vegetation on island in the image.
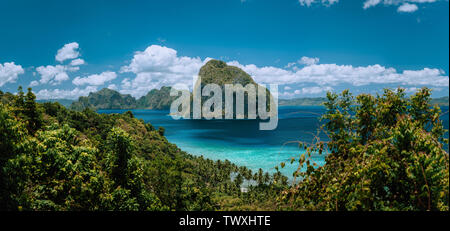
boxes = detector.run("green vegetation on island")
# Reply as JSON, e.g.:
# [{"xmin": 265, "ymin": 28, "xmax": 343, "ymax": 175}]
[
  {"xmin": 70, "ymin": 88, "xmax": 137, "ymax": 111},
  {"xmin": 198, "ymin": 60, "xmax": 257, "ymax": 87},
  {"xmin": 137, "ymin": 86, "xmax": 178, "ymax": 110},
  {"xmin": 69, "ymin": 87, "xmax": 177, "ymax": 111}
]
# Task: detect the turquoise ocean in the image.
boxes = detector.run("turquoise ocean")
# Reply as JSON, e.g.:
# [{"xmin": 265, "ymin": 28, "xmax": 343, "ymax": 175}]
[{"xmin": 99, "ymin": 106, "xmax": 449, "ymax": 178}]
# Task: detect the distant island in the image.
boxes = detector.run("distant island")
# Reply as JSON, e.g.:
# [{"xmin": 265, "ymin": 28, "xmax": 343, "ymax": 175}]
[
  {"xmin": 36, "ymin": 99, "xmax": 74, "ymax": 108},
  {"xmin": 69, "ymin": 86, "xmax": 176, "ymax": 111},
  {"xmin": 69, "ymin": 60, "xmax": 276, "ymax": 112}
]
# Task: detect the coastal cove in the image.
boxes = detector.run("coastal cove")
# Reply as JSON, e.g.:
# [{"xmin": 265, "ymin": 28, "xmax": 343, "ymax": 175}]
[{"xmin": 99, "ymin": 105, "xmax": 450, "ymax": 178}]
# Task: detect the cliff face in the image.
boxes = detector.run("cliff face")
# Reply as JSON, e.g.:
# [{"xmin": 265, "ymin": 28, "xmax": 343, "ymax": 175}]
[
  {"xmin": 137, "ymin": 86, "xmax": 177, "ymax": 110},
  {"xmin": 194, "ymin": 59, "xmax": 275, "ymax": 118}
]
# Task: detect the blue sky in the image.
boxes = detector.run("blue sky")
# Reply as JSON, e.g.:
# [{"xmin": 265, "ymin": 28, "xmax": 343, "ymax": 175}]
[{"xmin": 0, "ymin": 0, "xmax": 448, "ymax": 99}]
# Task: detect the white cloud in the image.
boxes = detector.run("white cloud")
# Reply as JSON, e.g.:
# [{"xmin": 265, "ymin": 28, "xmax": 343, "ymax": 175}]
[
  {"xmin": 299, "ymin": 0, "xmax": 339, "ymax": 7},
  {"xmin": 0, "ymin": 62, "xmax": 24, "ymax": 87},
  {"xmin": 117, "ymin": 45, "xmax": 447, "ymax": 98},
  {"xmin": 363, "ymin": 0, "xmax": 381, "ymax": 9},
  {"xmin": 33, "ymin": 42, "xmax": 84, "ymax": 86},
  {"xmin": 285, "ymin": 62, "xmax": 297, "ymax": 69},
  {"xmin": 397, "ymin": 3, "xmax": 419, "ymax": 12},
  {"xmin": 121, "ymin": 45, "xmax": 205, "ymax": 74},
  {"xmin": 29, "ymin": 80, "xmax": 39, "ymax": 87},
  {"xmin": 55, "ymin": 42, "xmax": 80, "ymax": 63},
  {"xmin": 35, "ymin": 65, "xmax": 73, "ymax": 85},
  {"xmin": 35, "ymin": 86, "xmax": 98, "ymax": 100},
  {"xmin": 282, "ymin": 86, "xmax": 333, "ymax": 97},
  {"xmin": 363, "ymin": 0, "xmax": 438, "ymax": 12},
  {"xmin": 120, "ymin": 45, "xmax": 210, "ymax": 97},
  {"xmin": 72, "ymin": 71, "xmax": 117, "ymax": 86},
  {"xmin": 298, "ymin": 56, "xmax": 320, "ymax": 66},
  {"xmin": 227, "ymin": 61, "xmax": 448, "ymax": 87},
  {"xmin": 299, "ymin": 86, "xmax": 333, "ymax": 94},
  {"xmin": 69, "ymin": 58, "xmax": 85, "ymax": 66},
  {"xmin": 404, "ymin": 87, "xmax": 419, "ymax": 93},
  {"xmin": 107, "ymin": 84, "xmax": 117, "ymax": 90},
  {"xmin": 299, "ymin": 0, "xmax": 316, "ymax": 6}
]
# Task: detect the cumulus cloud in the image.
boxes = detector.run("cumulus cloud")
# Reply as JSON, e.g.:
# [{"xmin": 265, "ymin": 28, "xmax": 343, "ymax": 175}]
[
  {"xmin": 55, "ymin": 42, "xmax": 80, "ymax": 63},
  {"xmin": 33, "ymin": 42, "xmax": 85, "ymax": 86},
  {"xmin": 227, "ymin": 61, "xmax": 448, "ymax": 87},
  {"xmin": 404, "ymin": 87, "xmax": 419, "ymax": 93},
  {"xmin": 363, "ymin": 0, "xmax": 437, "ymax": 12},
  {"xmin": 107, "ymin": 84, "xmax": 117, "ymax": 90},
  {"xmin": 363, "ymin": 0, "xmax": 381, "ymax": 9},
  {"xmin": 285, "ymin": 62, "xmax": 297, "ymax": 69},
  {"xmin": 35, "ymin": 86, "xmax": 98, "ymax": 100},
  {"xmin": 397, "ymin": 3, "xmax": 419, "ymax": 12},
  {"xmin": 120, "ymin": 45, "xmax": 210, "ymax": 97},
  {"xmin": 72, "ymin": 71, "xmax": 117, "ymax": 86},
  {"xmin": 0, "ymin": 62, "xmax": 24, "ymax": 87},
  {"xmin": 299, "ymin": 86, "xmax": 333, "ymax": 94},
  {"xmin": 299, "ymin": 0, "xmax": 339, "ymax": 7},
  {"xmin": 70, "ymin": 58, "xmax": 85, "ymax": 66},
  {"xmin": 115, "ymin": 45, "xmax": 448, "ymax": 98},
  {"xmin": 282, "ymin": 86, "xmax": 333, "ymax": 98},
  {"xmin": 298, "ymin": 56, "xmax": 320, "ymax": 66},
  {"xmin": 35, "ymin": 65, "xmax": 75, "ymax": 85},
  {"xmin": 29, "ymin": 80, "xmax": 39, "ymax": 87}
]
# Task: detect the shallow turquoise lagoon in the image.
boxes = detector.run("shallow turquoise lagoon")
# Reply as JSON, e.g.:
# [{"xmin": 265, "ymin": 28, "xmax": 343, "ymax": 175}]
[{"xmin": 99, "ymin": 106, "xmax": 449, "ymax": 178}]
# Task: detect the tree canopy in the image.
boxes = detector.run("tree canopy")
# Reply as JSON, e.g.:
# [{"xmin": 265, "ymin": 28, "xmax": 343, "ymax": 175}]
[{"xmin": 281, "ymin": 88, "xmax": 448, "ymax": 211}]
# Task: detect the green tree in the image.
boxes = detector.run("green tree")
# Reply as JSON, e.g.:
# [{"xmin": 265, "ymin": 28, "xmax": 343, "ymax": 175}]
[
  {"xmin": 0, "ymin": 104, "xmax": 28, "ymax": 210},
  {"xmin": 158, "ymin": 126, "xmax": 165, "ymax": 136},
  {"xmin": 106, "ymin": 127, "xmax": 134, "ymax": 187},
  {"xmin": 23, "ymin": 88, "xmax": 43, "ymax": 133},
  {"xmin": 4, "ymin": 124, "xmax": 111, "ymax": 210},
  {"xmin": 283, "ymin": 88, "xmax": 449, "ymax": 211}
]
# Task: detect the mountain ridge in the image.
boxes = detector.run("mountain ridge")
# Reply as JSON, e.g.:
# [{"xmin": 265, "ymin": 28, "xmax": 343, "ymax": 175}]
[{"xmin": 69, "ymin": 89, "xmax": 449, "ymax": 110}]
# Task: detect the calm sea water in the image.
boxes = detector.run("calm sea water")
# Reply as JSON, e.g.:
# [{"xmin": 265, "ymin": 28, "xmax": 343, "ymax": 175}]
[{"xmin": 99, "ymin": 106, "xmax": 449, "ymax": 177}]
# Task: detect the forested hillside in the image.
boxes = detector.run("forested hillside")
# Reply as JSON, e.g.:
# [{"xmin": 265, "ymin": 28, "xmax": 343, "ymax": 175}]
[
  {"xmin": 0, "ymin": 87, "xmax": 287, "ymax": 211},
  {"xmin": 1, "ymin": 87, "xmax": 448, "ymax": 211}
]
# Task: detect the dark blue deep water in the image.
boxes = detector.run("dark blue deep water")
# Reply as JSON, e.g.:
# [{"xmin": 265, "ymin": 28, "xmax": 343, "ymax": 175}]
[{"xmin": 99, "ymin": 106, "xmax": 449, "ymax": 177}]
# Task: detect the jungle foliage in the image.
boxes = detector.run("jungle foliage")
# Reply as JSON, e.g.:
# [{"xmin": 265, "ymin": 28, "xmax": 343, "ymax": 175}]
[
  {"xmin": 0, "ymin": 88, "xmax": 287, "ymax": 211},
  {"xmin": 280, "ymin": 88, "xmax": 449, "ymax": 211},
  {"xmin": 0, "ymin": 87, "xmax": 448, "ymax": 211}
]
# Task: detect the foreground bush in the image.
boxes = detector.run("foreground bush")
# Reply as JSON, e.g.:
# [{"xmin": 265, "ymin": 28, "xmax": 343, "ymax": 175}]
[{"xmin": 283, "ymin": 88, "xmax": 449, "ymax": 211}]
